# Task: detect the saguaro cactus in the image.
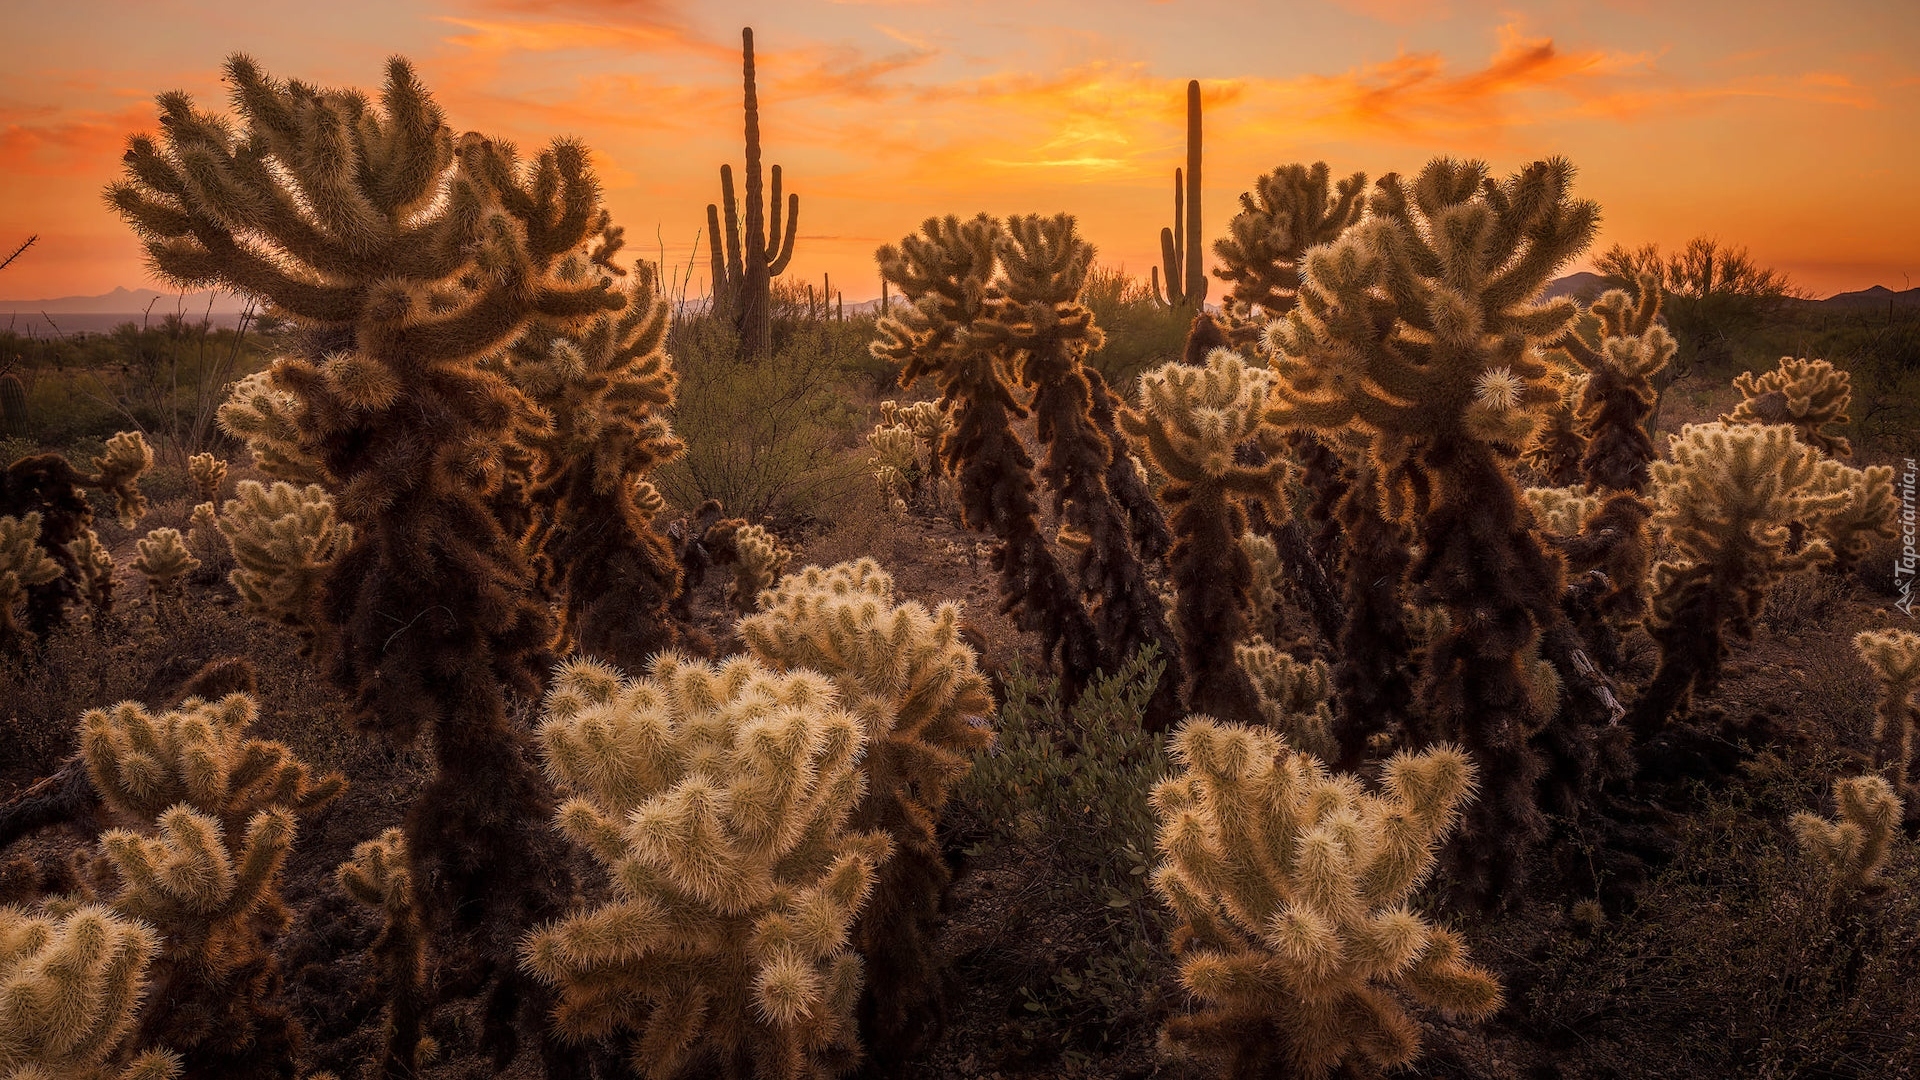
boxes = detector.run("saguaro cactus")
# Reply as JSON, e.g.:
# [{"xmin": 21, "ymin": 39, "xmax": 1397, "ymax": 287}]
[
  {"xmin": 1152, "ymin": 80, "xmax": 1206, "ymax": 310},
  {"xmin": 1152, "ymin": 720, "xmax": 1499, "ymax": 1079},
  {"xmin": 708, "ymin": 27, "xmax": 800, "ymax": 359}
]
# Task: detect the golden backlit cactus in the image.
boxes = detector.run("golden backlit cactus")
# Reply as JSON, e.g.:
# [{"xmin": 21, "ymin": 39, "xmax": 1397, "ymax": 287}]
[
  {"xmin": 90, "ymin": 434, "xmax": 151, "ymax": 531},
  {"xmin": 1120, "ymin": 348, "xmax": 1288, "ymax": 724},
  {"xmin": 1263, "ymin": 159, "xmax": 1594, "ymax": 900},
  {"xmin": 184, "ymin": 504, "xmax": 218, "ymax": 557},
  {"xmin": 214, "ymin": 373, "xmax": 328, "ymax": 488},
  {"xmin": 526, "ymin": 654, "xmax": 892, "ymax": 1080},
  {"xmin": 185, "ymin": 455, "xmax": 225, "ymax": 504},
  {"xmin": 738, "ymin": 559, "xmax": 995, "ymax": 1064},
  {"xmin": 79, "ymin": 692, "xmax": 340, "ymax": 1076},
  {"xmin": 1791, "ymin": 775, "xmax": 1902, "ymax": 897},
  {"xmin": 337, "ymin": 830, "xmax": 429, "ymax": 1079},
  {"xmin": 0, "ymin": 513, "xmax": 63, "ymax": 649},
  {"xmin": 1151, "ymin": 720, "xmax": 1499, "ymax": 1079},
  {"xmin": 1240, "ymin": 532, "xmax": 1282, "ymax": 638},
  {"xmin": 508, "ymin": 224, "xmax": 687, "ymax": 669},
  {"xmin": 1725, "ymin": 356, "xmax": 1853, "ymax": 457},
  {"xmin": 1233, "ymin": 640, "xmax": 1336, "ymax": 762},
  {"xmin": 79, "ymin": 693, "xmax": 344, "ymax": 836},
  {"xmin": 865, "ymin": 423, "xmax": 916, "ymax": 514},
  {"xmin": 1808, "ymin": 461, "xmax": 1897, "ymax": 573},
  {"xmin": 727, "ymin": 524, "xmax": 792, "ymax": 615},
  {"xmin": 1524, "ymin": 365, "xmax": 1589, "ymax": 487},
  {"xmin": 1854, "ymin": 629, "xmax": 1920, "ymax": 807},
  {"xmin": 1555, "ymin": 272, "xmax": 1674, "ymax": 494},
  {"xmin": 0, "ymin": 903, "xmax": 180, "ymax": 1080},
  {"xmin": 1212, "ymin": 162, "xmax": 1368, "ymax": 320},
  {"xmin": 1629, "ymin": 423, "xmax": 1851, "ymax": 733},
  {"xmin": 128, "ymin": 530, "xmax": 195, "ymax": 615},
  {"xmin": 1523, "ymin": 486, "xmax": 1603, "ymax": 537},
  {"xmin": 215, "ymin": 481, "xmax": 351, "ymax": 645},
  {"xmin": 66, "ymin": 529, "xmax": 114, "ymax": 620}
]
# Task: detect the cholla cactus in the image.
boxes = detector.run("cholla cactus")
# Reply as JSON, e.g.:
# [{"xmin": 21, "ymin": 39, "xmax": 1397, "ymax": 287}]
[
  {"xmin": 1120, "ymin": 349, "xmax": 1288, "ymax": 724},
  {"xmin": 865, "ymin": 423, "xmax": 916, "ymax": 513},
  {"xmin": 1212, "ymin": 162, "xmax": 1368, "ymax": 320},
  {"xmin": 1152, "ymin": 721, "xmax": 1499, "ymax": 1078},
  {"xmin": 90, "ymin": 433, "xmax": 152, "ymax": 531},
  {"xmin": 1234, "ymin": 640, "xmax": 1335, "ymax": 761},
  {"xmin": 509, "ymin": 228, "xmax": 687, "ymax": 669},
  {"xmin": 726, "ymin": 524, "xmax": 792, "ymax": 615},
  {"xmin": 80, "ymin": 693, "xmax": 340, "ymax": 1075},
  {"xmin": 1525, "ymin": 366, "xmax": 1589, "ymax": 487},
  {"xmin": 1854, "ymin": 629, "xmax": 1920, "ymax": 807},
  {"xmin": 1264, "ymin": 159, "xmax": 1594, "ymax": 899},
  {"xmin": 1240, "ymin": 532, "xmax": 1282, "ymax": 639},
  {"xmin": 0, "ymin": 904, "xmax": 180, "ymax": 1080},
  {"xmin": 215, "ymin": 373, "xmax": 328, "ymax": 487},
  {"xmin": 1790, "ymin": 775, "xmax": 1902, "ymax": 897},
  {"xmin": 1808, "ymin": 461, "xmax": 1896, "ymax": 573},
  {"xmin": 1725, "ymin": 356, "xmax": 1853, "ymax": 457},
  {"xmin": 0, "ymin": 513, "xmax": 63, "ymax": 649},
  {"xmin": 1629, "ymin": 423, "xmax": 1852, "ymax": 734},
  {"xmin": 185, "ymin": 503, "xmax": 218, "ymax": 555},
  {"xmin": 67, "ymin": 529, "xmax": 115, "ymax": 619},
  {"xmin": 185, "ymin": 454, "xmax": 226, "ymax": 504},
  {"xmin": 337, "ymin": 830, "xmax": 429, "ymax": 1078},
  {"xmin": 1523, "ymin": 486, "xmax": 1603, "ymax": 537},
  {"xmin": 216, "ymin": 481, "xmax": 351, "ymax": 645},
  {"xmin": 1556, "ymin": 272, "xmax": 1675, "ymax": 494},
  {"xmin": 526, "ymin": 654, "xmax": 892, "ymax": 1080},
  {"xmin": 738, "ymin": 560, "xmax": 994, "ymax": 1065},
  {"xmin": 874, "ymin": 214, "xmax": 1105, "ymax": 696},
  {"xmin": 129, "ymin": 529, "xmax": 196, "ymax": 615}
]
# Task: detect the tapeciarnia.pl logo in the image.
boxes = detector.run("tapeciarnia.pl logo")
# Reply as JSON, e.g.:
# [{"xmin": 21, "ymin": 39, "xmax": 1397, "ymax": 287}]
[{"xmin": 1897, "ymin": 457, "xmax": 1917, "ymax": 616}]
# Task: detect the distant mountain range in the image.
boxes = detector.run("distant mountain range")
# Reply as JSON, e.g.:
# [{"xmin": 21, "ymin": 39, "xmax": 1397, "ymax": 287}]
[{"xmin": 7, "ymin": 277, "xmax": 1916, "ymax": 324}]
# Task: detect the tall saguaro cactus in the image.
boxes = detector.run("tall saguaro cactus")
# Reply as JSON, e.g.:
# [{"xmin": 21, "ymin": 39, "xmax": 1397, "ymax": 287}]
[
  {"xmin": 707, "ymin": 27, "xmax": 800, "ymax": 359},
  {"xmin": 1151, "ymin": 80, "xmax": 1206, "ymax": 310}
]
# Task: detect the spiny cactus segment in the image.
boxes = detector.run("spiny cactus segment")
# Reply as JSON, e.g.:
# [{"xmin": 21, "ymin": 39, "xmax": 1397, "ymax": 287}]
[
  {"xmin": 216, "ymin": 481, "xmax": 352, "ymax": 644},
  {"xmin": 1725, "ymin": 356, "xmax": 1853, "ymax": 457},
  {"xmin": 0, "ymin": 513, "xmax": 63, "ymax": 647},
  {"xmin": 1790, "ymin": 775, "xmax": 1903, "ymax": 897},
  {"xmin": 0, "ymin": 903, "xmax": 181, "ymax": 1080}
]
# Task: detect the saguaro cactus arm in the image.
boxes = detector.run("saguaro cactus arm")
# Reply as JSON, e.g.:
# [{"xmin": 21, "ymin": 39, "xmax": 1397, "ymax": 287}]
[{"xmin": 1151, "ymin": 80, "xmax": 1206, "ymax": 309}]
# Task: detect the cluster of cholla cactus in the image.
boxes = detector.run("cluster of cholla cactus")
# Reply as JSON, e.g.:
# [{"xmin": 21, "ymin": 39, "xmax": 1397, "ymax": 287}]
[
  {"xmin": 109, "ymin": 53, "xmax": 635, "ymax": 1068},
  {"xmin": 720, "ymin": 523, "xmax": 793, "ymax": 614},
  {"xmin": 130, "ymin": 530, "xmax": 197, "ymax": 621},
  {"xmin": 1211, "ymin": 162, "xmax": 1367, "ymax": 322},
  {"xmin": 1233, "ymin": 640, "xmax": 1335, "ymax": 761},
  {"xmin": 876, "ymin": 213, "xmax": 1178, "ymax": 717},
  {"xmin": 1725, "ymin": 356, "xmax": 1854, "ymax": 456},
  {"xmin": 1120, "ymin": 348, "xmax": 1288, "ymax": 724},
  {"xmin": 186, "ymin": 454, "xmax": 226, "ymax": 504},
  {"xmin": 1627, "ymin": 423, "xmax": 1850, "ymax": 735},
  {"xmin": 505, "ymin": 219, "xmax": 687, "ymax": 669},
  {"xmin": 0, "ymin": 903, "xmax": 181, "ymax": 1080},
  {"xmin": 737, "ymin": 559, "xmax": 994, "ymax": 1065},
  {"xmin": 526, "ymin": 654, "xmax": 890, "ymax": 1080},
  {"xmin": 0, "ymin": 432, "xmax": 151, "ymax": 641},
  {"xmin": 79, "ymin": 692, "xmax": 343, "ymax": 1075},
  {"xmin": 1791, "ymin": 775, "xmax": 1903, "ymax": 899},
  {"xmin": 0, "ymin": 513, "xmax": 62, "ymax": 649},
  {"xmin": 216, "ymin": 481, "xmax": 352, "ymax": 647},
  {"xmin": 336, "ymin": 830, "xmax": 430, "ymax": 1078},
  {"xmin": 1263, "ymin": 158, "xmax": 1596, "ymax": 898},
  {"xmin": 865, "ymin": 400, "xmax": 950, "ymax": 515},
  {"xmin": 1151, "ymin": 720, "xmax": 1499, "ymax": 1078},
  {"xmin": 1854, "ymin": 629, "xmax": 1920, "ymax": 815}
]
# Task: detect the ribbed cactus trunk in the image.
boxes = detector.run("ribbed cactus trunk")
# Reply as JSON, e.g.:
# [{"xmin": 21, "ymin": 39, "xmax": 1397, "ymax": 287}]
[
  {"xmin": 1152, "ymin": 80, "xmax": 1206, "ymax": 310},
  {"xmin": 740, "ymin": 27, "xmax": 771, "ymax": 359}
]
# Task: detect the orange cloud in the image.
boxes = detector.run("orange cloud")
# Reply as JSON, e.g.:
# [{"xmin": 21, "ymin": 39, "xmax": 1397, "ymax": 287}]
[{"xmin": 0, "ymin": 104, "xmax": 151, "ymax": 178}]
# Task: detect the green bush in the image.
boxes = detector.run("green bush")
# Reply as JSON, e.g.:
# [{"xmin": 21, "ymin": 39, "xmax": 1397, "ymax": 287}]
[
  {"xmin": 956, "ymin": 646, "xmax": 1172, "ymax": 1036},
  {"xmin": 1079, "ymin": 265, "xmax": 1188, "ymax": 392},
  {"xmin": 658, "ymin": 316, "xmax": 866, "ymax": 526}
]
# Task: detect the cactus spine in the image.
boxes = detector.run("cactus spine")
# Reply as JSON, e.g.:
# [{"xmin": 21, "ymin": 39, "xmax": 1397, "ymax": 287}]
[
  {"xmin": 707, "ymin": 27, "xmax": 800, "ymax": 360},
  {"xmin": 526, "ymin": 654, "xmax": 891, "ymax": 1080},
  {"xmin": 1152, "ymin": 721, "xmax": 1499, "ymax": 1078},
  {"xmin": 1151, "ymin": 80, "xmax": 1206, "ymax": 310}
]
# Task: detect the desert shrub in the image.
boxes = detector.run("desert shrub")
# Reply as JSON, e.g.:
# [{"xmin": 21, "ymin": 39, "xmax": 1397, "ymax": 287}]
[
  {"xmin": 659, "ymin": 320, "xmax": 864, "ymax": 527},
  {"xmin": 1526, "ymin": 760, "xmax": 1920, "ymax": 1077},
  {"xmin": 1078, "ymin": 265, "xmax": 1186, "ymax": 390},
  {"xmin": 955, "ymin": 647, "xmax": 1171, "ymax": 1036},
  {"xmin": 1759, "ymin": 568, "xmax": 1848, "ymax": 634}
]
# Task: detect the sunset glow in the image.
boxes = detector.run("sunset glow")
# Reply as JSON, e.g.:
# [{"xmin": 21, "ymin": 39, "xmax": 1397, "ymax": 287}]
[{"xmin": 3, "ymin": 0, "xmax": 1915, "ymax": 301}]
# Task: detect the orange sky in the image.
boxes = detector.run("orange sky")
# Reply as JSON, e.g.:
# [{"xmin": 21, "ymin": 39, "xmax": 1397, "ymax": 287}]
[{"xmin": 2, "ymin": 0, "xmax": 1916, "ymax": 302}]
